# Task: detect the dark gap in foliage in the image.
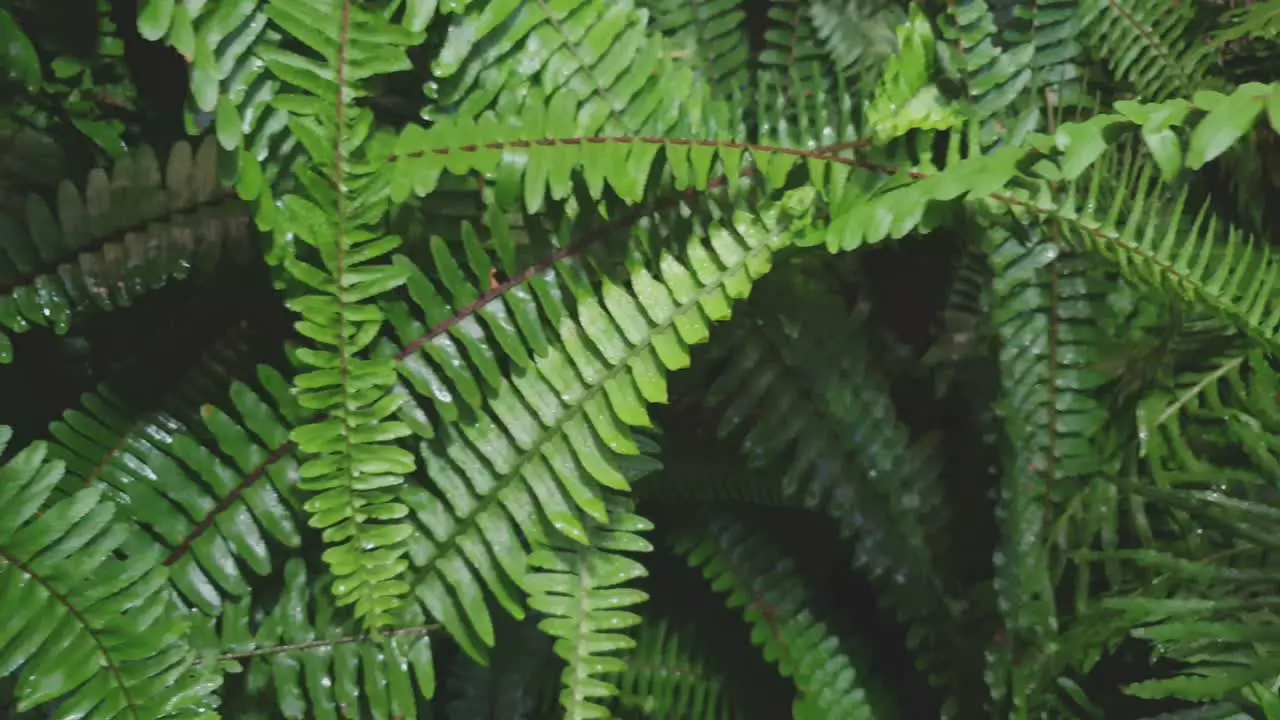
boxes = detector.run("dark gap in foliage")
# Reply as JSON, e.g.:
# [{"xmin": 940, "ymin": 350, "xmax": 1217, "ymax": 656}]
[
  {"xmin": 0, "ymin": 261, "xmax": 287, "ymax": 446},
  {"xmin": 766, "ymin": 507, "xmax": 943, "ymax": 718},
  {"xmin": 105, "ymin": 0, "xmax": 189, "ymax": 146}
]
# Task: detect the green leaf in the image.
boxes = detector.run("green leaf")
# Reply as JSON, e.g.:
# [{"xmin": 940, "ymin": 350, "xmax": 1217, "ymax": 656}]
[
  {"xmin": 1187, "ymin": 84, "xmax": 1268, "ymax": 169},
  {"xmin": 0, "ymin": 10, "xmax": 41, "ymax": 90}
]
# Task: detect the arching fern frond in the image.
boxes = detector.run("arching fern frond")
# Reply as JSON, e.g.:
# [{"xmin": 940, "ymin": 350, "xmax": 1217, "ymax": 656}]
[
  {"xmin": 44, "ymin": 362, "xmax": 305, "ymax": 616},
  {"xmin": 395, "ymin": 188, "xmax": 820, "ymax": 663},
  {"xmin": 0, "ymin": 136, "xmax": 253, "ymax": 363},
  {"xmin": 0, "ymin": 426, "xmax": 223, "ymax": 718}
]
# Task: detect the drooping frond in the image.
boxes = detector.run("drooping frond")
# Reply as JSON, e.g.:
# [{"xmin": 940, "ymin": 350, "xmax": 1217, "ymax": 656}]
[
  {"xmin": 527, "ymin": 495, "xmax": 652, "ymax": 719},
  {"xmin": 700, "ymin": 263, "xmax": 972, "ymax": 704},
  {"xmin": 0, "ymin": 426, "xmax": 223, "ymax": 718}
]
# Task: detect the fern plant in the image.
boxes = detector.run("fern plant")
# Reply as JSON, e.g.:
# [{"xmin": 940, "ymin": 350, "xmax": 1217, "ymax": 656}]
[{"xmin": 9, "ymin": 0, "xmax": 1280, "ymax": 718}]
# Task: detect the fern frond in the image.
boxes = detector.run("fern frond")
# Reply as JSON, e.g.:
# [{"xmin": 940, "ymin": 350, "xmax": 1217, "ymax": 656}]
[
  {"xmin": 44, "ymin": 363, "xmax": 305, "ymax": 615},
  {"xmin": 1000, "ymin": 0, "xmax": 1084, "ymax": 100},
  {"xmin": 0, "ymin": 426, "xmax": 223, "ymax": 718},
  {"xmin": 1045, "ymin": 121, "xmax": 1280, "ymax": 356},
  {"xmin": 254, "ymin": 0, "xmax": 425, "ymax": 630},
  {"xmin": 935, "ymin": 1, "xmax": 1032, "ymax": 144},
  {"xmin": 215, "ymin": 558, "xmax": 437, "ymax": 720},
  {"xmin": 612, "ymin": 615, "xmax": 737, "ymax": 720},
  {"xmin": 640, "ymin": 0, "xmax": 750, "ymax": 99},
  {"xmin": 759, "ymin": 0, "xmax": 836, "ymax": 105},
  {"xmin": 1080, "ymin": 0, "xmax": 1215, "ymax": 101},
  {"xmin": 432, "ymin": 0, "xmax": 729, "ymax": 140},
  {"xmin": 706, "ymin": 267, "xmax": 946, "ymax": 595},
  {"xmin": 1096, "ymin": 546, "xmax": 1280, "ymax": 705},
  {"xmin": 0, "ymin": 136, "xmax": 253, "ymax": 363},
  {"xmin": 982, "ymin": 224, "xmax": 1110, "ymax": 711},
  {"xmin": 527, "ymin": 495, "xmax": 652, "ymax": 720},
  {"xmin": 397, "ymin": 189, "xmax": 818, "ymax": 661},
  {"xmin": 672, "ymin": 509, "xmax": 890, "ymax": 719},
  {"xmin": 806, "ymin": 0, "xmax": 904, "ymax": 82},
  {"xmin": 389, "ymin": 96, "xmax": 966, "ymax": 240}
]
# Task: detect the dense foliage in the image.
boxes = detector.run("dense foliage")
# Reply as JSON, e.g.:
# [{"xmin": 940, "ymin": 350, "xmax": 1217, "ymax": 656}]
[{"xmin": 6, "ymin": 0, "xmax": 1280, "ymax": 717}]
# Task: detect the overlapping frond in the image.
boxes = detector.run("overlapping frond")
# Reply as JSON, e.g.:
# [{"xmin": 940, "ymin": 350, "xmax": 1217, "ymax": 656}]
[
  {"xmin": 0, "ymin": 426, "xmax": 223, "ymax": 718},
  {"xmin": 395, "ymin": 189, "xmax": 820, "ymax": 661},
  {"xmin": 44, "ymin": 363, "xmax": 305, "ymax": 616},
  {"xmin": 672, "ymin": 509, "xmax": 890, "ymax": 720},
  {"xmin": 981, "ymin": 224, "xmax": 1110, "ymax": 712},
  {"xmin": 0, "ymin": 136, "xmax": 253, "ymax": 363},
  {"xmin": 10, "ymin": 2, "xmax": 1280, "ymax": 718},
  {"xmin": 700, "ymin": 265, "xmax": 969, "ymax": 702}
]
